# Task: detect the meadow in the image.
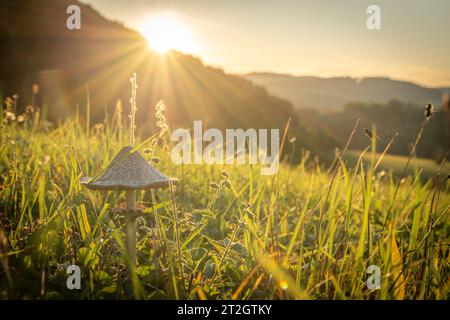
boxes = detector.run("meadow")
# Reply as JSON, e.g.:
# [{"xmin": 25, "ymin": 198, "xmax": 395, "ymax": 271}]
[
  {"xmin": 345, "ymin": 151, "xmax": 450, "ymax": 181},
  {"xmin": 0, "ymin": 99, "xmax": 449, "ymax": 300}
]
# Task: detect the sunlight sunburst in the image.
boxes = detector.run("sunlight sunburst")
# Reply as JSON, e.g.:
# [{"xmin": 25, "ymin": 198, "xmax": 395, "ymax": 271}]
[{"xmin": 138, "ymin": 13, "xmax": 198, "ymax": 54}]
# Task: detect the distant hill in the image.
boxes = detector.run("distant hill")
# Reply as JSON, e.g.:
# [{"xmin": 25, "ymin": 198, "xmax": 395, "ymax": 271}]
[
  {"xmin": 299, "ymin": 100, "xmax": 449, "ymax": 161},
  {"xmin": 244, "ymin": 72, "xmax": 450, "ymax": 111},
  {"xmin": 0, "ymin": 0, "xmax": 335, "ymax": 161},
  {"xmin": 438, "ymin": 87, "xmax": 450, "ymax": 95}
]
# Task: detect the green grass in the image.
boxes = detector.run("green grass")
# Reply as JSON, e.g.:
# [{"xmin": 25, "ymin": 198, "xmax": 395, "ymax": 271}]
[{"xmin": 0, "ymin": 108, "xmax": 449, "ymax": 300}]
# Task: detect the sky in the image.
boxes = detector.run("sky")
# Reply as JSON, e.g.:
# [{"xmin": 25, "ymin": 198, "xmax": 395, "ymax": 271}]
[{"xmin": 81, "ymin": 0, "xmax": 450, "ymax": 87}]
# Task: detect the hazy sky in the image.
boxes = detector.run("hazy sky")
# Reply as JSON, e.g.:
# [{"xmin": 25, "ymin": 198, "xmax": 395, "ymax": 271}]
[{"xmin": 81, "ymin": 0, "xmax": 450, "ymax": 87}]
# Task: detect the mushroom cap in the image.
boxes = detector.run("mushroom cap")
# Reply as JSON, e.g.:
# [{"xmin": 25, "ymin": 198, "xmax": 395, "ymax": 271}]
[{"xmin": 82, "ymin": 146, "xmax": 176, "ymax": 190}]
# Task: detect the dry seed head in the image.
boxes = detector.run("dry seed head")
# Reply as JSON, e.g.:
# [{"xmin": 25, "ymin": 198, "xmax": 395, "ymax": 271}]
[
  {"xmin": 5, "ymin": 111, "xmax": 16, "ymax": 122},
  {"xmin": 93, "ymin": 123, "xmax": 105, "ymax": 136},
  {"xmin": 151, "ymin": 156, "xmax": 160, "ymax": 164},
  {"xmin": 362, "ymin": 126, "xmax": 378, "ymax": 140},
  {"xmin": 209, "ymin": 182, "xmax": 219, "ymax": 189},
  {"xmin": 4, "ymin": 97, "xmax": 13, "ymax": 110},
  {"xmin": 129, "ymin": 73, "xmax": 138, "ymax": 146},
  {"xmin": 155, "ymin": 100, "xmax": 168, "ymax": 133},
  {"xmin": 425, "ymin": 103, "xmax": 434, "ymax": 119},
  {"xmin": 155, "ymin": 100, "xmax": 166, "ymax": 111},
  {"xmin": 25, "ymin": 105, "xmax": 34, "ymax": 114}
]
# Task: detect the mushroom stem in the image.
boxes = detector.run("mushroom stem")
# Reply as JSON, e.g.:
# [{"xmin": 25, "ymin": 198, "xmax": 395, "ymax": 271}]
[{"xmin": 125, "ymin": 190, "xmax": 136, "ymax": 266}]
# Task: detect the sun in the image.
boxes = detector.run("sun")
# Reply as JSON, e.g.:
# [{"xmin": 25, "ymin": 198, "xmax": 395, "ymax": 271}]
[{"xmin": 138, "ymin": 14, "xmax": 197, "ymax": 54}]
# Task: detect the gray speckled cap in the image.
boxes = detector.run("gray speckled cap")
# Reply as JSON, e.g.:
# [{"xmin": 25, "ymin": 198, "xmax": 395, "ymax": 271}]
[{"xmin": 82, "ymin": 146, "xmax": 176, "ymax": 190}]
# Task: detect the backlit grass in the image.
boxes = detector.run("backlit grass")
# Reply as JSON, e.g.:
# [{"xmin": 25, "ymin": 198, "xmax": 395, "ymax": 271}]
[{"xmin": 0, "ymin": 106, "xmax": 449, "ymax": 300}]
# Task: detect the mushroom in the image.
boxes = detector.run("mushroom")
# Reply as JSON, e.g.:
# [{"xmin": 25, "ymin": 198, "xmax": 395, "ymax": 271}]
[
  {"xmin": 82, "ymin": 145, "xmax": 176, "ymax": 266},
  {"xmin": 82, "ymin": 73, "xmax": 179, "ymax": 281}
]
